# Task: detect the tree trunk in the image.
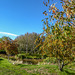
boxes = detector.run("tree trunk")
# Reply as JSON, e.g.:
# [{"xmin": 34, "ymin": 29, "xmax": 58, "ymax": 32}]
[
  {"xmin": 58, "ymin": 59, "xmax": 64, "ymax": 71},
  {"xmin": 8, "ymin": 54, "xmax": 10, "ymax": 62},
  {"xmin": 60, "ymin": 62, "xmax": 64, "ymax": 71}
]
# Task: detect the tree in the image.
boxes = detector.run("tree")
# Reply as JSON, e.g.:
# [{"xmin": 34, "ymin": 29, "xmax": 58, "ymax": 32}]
[
  {"xmin": 15, "ymin": 32, "xmax": 40, "ymax": 55},
  {"xmin": 0, "ymin": 36, "xmax": 12, "ymax": 53},
  {"xmin": 0, "ymin": 36, "xmax": 18, "ymax": 61},
  {"xmin": 35, "ymin": 0, "xmax": 75, "ymax": 71}
]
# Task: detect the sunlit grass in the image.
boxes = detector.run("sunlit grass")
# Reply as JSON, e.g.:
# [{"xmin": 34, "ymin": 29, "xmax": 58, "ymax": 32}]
[
  {"xmin": 0, "ymin": 57, "xmax": 30, "ymax": 75},
  {"xmin": 0, "ymin": 57, "xmax": 75, "ymax": 75}
]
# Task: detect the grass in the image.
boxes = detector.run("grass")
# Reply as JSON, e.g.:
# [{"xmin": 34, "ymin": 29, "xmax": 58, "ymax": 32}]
[
  {"xmin": 0, "ymin": 57, "xmax": 75, "ymax": 75},
  {"xmin": 0, "ymin": 57, "xmax": 30, "ymax": 75}
]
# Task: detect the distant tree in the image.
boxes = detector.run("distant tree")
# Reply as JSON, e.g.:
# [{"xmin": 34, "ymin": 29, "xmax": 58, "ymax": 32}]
[
  {"xmin": 0, "ymin": 36, "xmax": 12, "ymax": 51},
  {"xmin": 0, "ymin": 42, "xmax": 3, "ymax": 50},
  {"xmin": 0, "ymin": 36, "xmax": 18, "ymax": 61},
  {"xmin": 15, "ymin": 32, "xmax": 40, "ymax": 54}
]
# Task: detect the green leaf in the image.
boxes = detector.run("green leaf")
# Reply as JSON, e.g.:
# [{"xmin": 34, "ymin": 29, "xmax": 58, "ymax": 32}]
[
  {"xmin": 41, "ymin": 19, "xmax": 44, "ymax": 22},
  {"xmin": 48, "ymin": 0, "xmax": 49, "ymax": 3}
]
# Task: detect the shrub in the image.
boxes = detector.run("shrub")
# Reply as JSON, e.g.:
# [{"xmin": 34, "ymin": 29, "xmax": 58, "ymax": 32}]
[
  {"xmin": 17, "ymin": 54, "xmax": 43, "ymax": 60},
  {"xmin": 0, "ymin": 50, "xmax": 6, "ymax": 54},
  {"xmin": 17, "ymin": 54, "xmax": 26, "ymax": 60},
  {"xmin": 43, "ymin": 55, "xmax": 48, "ymax": 59},
  {"xmin": 9, "ymin": 56, "xmax": 17, "ymax": 61},
  {"xmin": 29, "ymin": 54, "xmax": 42, "ymax": 59},
  {"xmin": 0, "ymin": 54, "xmax": 8, "ymax": 58},
  {"xmin": 44, "ymin": 57, "xmax": 57, "ymax": 64},
  {"xmin": 23, "ymin": 59, "xmax": 43, "ymax": 65}
]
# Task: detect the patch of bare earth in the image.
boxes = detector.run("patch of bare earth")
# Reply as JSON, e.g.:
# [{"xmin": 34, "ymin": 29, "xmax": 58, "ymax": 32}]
[{"xmin": 23, "ymin": 67, "xmax": 57, "ymax": 75}]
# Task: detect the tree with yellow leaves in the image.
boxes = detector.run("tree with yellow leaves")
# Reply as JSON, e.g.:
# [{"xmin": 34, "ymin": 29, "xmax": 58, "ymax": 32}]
[{"xmin": 35, "ymin": 0, "xmax": 75, "ymax": 71}]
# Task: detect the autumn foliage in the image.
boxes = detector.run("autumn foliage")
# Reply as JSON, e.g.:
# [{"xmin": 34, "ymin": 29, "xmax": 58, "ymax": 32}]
[
  {"xmin": 0, "ymin": 36, "xmax": 18, "ymax": 55},
  {"xmin": 35, "ymin": 0, "xmax": 75, "ymax": 71}
]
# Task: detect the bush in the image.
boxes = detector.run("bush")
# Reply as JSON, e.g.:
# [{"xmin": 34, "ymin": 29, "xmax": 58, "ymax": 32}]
[
  {"xmin": 17, "ymin": 54, "xmax": 43, "ymax": 60},
  {"xmin": 43, "ymin": 55, "xmax": 48, "ymax": 59},
  {"xmin": 17, "ymin": 54, "xmax": 26, "ymax": 60},
  {"xmin": 23, "ymin": 59, "xmax": 43, "ymax": 65},
  {"xmin": 26, "ymin": 56, "xmax": 34, "ymax": 59},
  {"xmin": 9, "ymin": 56, "xmax": 17, "ymax": 61},
  {"xmin": 23, "ymin": 59, "xmax": 37, "ymax": 64},
  {"xmin": 29, "ymin": 54, "xmax": 42, "ymax": 59},
  {"xmin": 44, "ymin": 57, "xmax": 57, "ymax": 64},
  {"xmin": 0, "ymin": 50, "xmax": 6, "ymax": 54},
  {"xmin": 0, "ymin": 54, "xmax": 8, "ymax": 58}
]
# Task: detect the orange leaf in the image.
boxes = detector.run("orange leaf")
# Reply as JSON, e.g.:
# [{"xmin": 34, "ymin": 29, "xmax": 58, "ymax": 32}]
[{"xmin": 53, "ymin": 10, "xmax": 55, "ymax": 13}]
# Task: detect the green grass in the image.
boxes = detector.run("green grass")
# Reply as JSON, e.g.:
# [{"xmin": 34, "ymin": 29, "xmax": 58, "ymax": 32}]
[
  {"xmin": 0, "ymin": 57, "xmax": 75, "ymax": 75},
  {"xmin": 0, "ymin": 57, "xmax": 31, "ymax": 75}
]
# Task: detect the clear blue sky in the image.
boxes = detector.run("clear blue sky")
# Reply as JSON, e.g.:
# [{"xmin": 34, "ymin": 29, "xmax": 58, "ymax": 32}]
[{"xmin": 0, "ymin": 0, "xmax": 62, "ymax": 40}]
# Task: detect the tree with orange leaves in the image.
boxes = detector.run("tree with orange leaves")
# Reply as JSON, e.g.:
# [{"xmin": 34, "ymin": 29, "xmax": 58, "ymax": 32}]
[
  {"xmin": 35, "ymin": 0, "xmax": 75, "ymax": 71},
  {"xmin": 0, "ymin": 36, "xmax": 18, "ymax": 61}
]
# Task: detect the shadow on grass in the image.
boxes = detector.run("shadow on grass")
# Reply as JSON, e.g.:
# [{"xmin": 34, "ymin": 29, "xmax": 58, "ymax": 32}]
[
  {"xmin": 0, "ymin": 58, "xmax": 3, "ymax": 61},
  {"xmin": 17, "ymin": 64, "xmax": 29, "ymax": 67},
  {"xmin": 64, "ymin": 70, "xmax": 75, "ymax": 75},
  {"xmin": 0, "ymin": 58, "xmax": 3, "ymax": 63}
]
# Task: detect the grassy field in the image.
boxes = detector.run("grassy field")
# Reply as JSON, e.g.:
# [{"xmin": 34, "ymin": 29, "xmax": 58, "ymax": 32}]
[{"xmin": 0, "ymin": 57, "xmax": 75, "ymax": 75}]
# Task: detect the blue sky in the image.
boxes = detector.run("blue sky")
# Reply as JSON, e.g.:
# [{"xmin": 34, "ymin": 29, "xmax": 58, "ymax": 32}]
[{"xmin": 0, "ymin": 0, "xmax": 62, "ymax": 40}]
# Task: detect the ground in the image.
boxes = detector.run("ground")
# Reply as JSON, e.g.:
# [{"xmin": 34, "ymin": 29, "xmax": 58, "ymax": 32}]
[{"xmin": 0, "ymin": 57, "xmax": 75, "ymax": 75}]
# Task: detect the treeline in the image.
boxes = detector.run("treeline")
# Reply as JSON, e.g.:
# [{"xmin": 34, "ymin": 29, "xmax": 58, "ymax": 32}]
[{"xmin": 0, "ymin": 32, "xmax": 42, "ymax": 56}]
